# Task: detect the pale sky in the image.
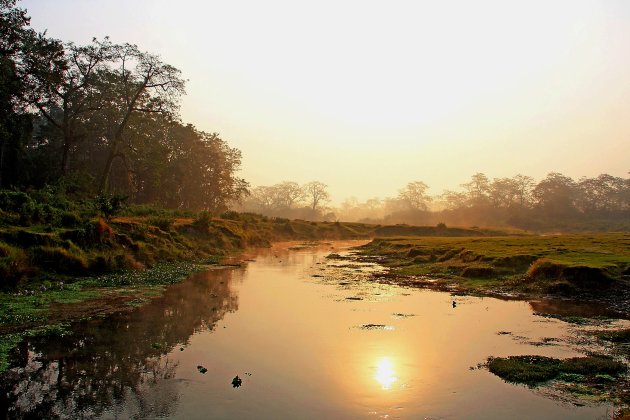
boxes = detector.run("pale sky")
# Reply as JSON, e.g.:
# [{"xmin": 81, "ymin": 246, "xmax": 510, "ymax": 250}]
[{"xmin": 21, "ymin": 0, "xmax": 630, "ymax": 203}]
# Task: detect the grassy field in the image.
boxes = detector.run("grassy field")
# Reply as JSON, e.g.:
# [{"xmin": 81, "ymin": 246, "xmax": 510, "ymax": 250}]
[{"xmin": 358, "ymin": 233, "xmax": 630, "ymax": 296}]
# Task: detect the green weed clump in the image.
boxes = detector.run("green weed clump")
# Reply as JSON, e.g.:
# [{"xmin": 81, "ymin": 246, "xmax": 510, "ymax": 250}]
[
  {"xmin": 0, "ymin": 242, "xmax": 28, "ymax": 288},
  {"xmin": 488, "ymin": 356, "xmax": 561, "ymax": 385},
  {"xmin": 561, "ymin": 355, "xmax": 626, "ymax": 376},
  {"xmin": 597, "ymin": 328, "xmax": 630, "ymax": 343},
  {"xmin": 487, "ymin": 354, "xmax": 627, "ymax": 386}
]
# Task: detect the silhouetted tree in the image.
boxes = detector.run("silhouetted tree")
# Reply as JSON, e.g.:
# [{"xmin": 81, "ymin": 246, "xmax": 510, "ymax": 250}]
[
  {"xmin": 304, "ymin": 181, "xmax": 330, "ymax": 212},
  {"xmin": 532, "ymin": 172, "xmax": 578, "ymax": 218},
  {"xmin": 397, "ymin": 181, "xmax": 431, "ymax": 211}
]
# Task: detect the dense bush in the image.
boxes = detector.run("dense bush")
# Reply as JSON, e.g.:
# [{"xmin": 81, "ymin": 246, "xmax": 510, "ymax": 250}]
[
  {"xmin": 94, "ymin": 194, "xmax": 128, "ymax": 219},
  {"xmin": 146, "ymin": 216, "xmax": 174, "ymax": 231}
]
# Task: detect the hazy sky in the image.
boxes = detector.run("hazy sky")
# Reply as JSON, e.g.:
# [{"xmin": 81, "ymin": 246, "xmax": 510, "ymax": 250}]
[{"xmin": 21, "ymin": 0, "xmax": 630, "ymax": 203}]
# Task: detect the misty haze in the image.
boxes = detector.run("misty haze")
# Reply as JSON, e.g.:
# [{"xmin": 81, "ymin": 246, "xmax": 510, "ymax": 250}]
[{"xmin": 1, "ymin": 1, "xmax": 630, "ymax": 419}]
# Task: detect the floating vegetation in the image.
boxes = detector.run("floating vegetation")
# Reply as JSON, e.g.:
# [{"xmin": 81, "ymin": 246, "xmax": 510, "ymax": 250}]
[
  {"xmin": 392, "ymin": 313, "xmax": 416, "ymax": 319},
  {"xmin": 232, "ymin": 375, "xmax": 242, "ymax": 387},
  {"xmin": 486, "ymin": 354, "xmax": 627, "ymax": 403},
  {"xmin": 358, "ymin": 324, "xmax": 394, "ymax": 331}
]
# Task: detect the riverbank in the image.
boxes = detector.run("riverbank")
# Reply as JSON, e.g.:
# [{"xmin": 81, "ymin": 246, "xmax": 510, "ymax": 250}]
[
  {"xmin": 0, "ymin": 212, "xmax": 378, "ymax": 370},
  {"xmin": 330, "ymin": 239, "xmax": 630, "ymax": 415},
  {"xmin": 355, "ymin": 233, "xmax": 630, "ymax": 316}
]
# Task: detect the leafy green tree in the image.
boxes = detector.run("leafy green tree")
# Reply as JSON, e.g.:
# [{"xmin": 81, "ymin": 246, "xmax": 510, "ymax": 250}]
[
  {"xmin": 0, "ymin": 0, "xmax": 63, "ymax": 187},
  {"xmin": 95, "ymin": 44, "xmax": 186, "ymax": 192},
  {"xmin": 24, "ymin": 38, "xmax": 114, "ymax": 176}
]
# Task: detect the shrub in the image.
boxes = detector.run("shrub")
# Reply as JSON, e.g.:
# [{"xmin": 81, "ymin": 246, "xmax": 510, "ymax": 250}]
[
  {"xmin": 89, "ymin": 253, "xmax": 144, "ymax": 274},
  {"xmin": 93, "ymin": 218, "xmax": 114, "ymax": 243},
  {"xmin": 192, "ymin": 211, "xmax": 212, "ymax": 231},
  {"xmin": 0, "ymin": 190, "xmax": 33, "ymax": 213},
  {"xmin": 94, "ymin": 193, "xmax": 127, "ymax": 219},
  {"xmin": 146, "ymin": 216, "xmax": 173, "ymax": 231},
  {"xmin": 526, "ymin": 258, "xmax": 564, "ymax": 279},
  {"xmin": 488, "ymin": 356, "xmax": 560, "ymax": 385},
  {"xmin": 18, "ymin": 200, "xmax": 37, "ymax": 225},
  {"xmin": 30, "ymin": 246, "xmax": 88, "ymax": 275},
  {"xmin": 220, "ymin": 210, "xmax": 240, "ymax": 220},
  {"xmin": 0, "ymin": 242, "xmax": 28, "ymax": 288},
  {"xmin": 59, "ymin": 211, "xmax": 82, "ymax": 227}
]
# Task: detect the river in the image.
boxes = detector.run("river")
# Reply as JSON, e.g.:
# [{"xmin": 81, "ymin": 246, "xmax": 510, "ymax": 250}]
[{"xmin": 2, "ymin": 241, "xmax": 627, "ymax": 419}]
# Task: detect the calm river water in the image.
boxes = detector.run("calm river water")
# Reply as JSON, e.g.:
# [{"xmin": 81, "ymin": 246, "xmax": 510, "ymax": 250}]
[{"xmin": 2, "ymin": 241, "xmax": 627, "ymax": 419}]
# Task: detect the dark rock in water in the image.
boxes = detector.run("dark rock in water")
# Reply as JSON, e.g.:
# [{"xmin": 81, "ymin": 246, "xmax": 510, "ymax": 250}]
[
  {"xmin": 232, "ymin": 375, "xmax": 242, "ymax": 388},
  {"xmin": 452, "ymin": 301, "xmax": 457, "ymax": 308},
  {"xmin": 180, "ymin": 347, "xmax": 184, "ymax": 351},
  {"xmin": 197, "ymin": 365, "xmax": 208, "ymax": 374}
]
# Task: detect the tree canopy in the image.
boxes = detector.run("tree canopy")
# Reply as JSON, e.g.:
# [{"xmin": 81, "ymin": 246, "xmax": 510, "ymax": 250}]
[{"xmin": 0, "ymin": 1, "xmax": 247, "ymax": 212}]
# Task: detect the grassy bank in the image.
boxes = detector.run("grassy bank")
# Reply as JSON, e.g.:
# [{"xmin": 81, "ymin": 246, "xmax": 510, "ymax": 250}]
[
  {"xmin": 0, "ymin": 189, "xmax": 386, "ymax": 371},
  {"xmin": 357, "ymin": 233, "xmax": 630, "ymax": 300}
]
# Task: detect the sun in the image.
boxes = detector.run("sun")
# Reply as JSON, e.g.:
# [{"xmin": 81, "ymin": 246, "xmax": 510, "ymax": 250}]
[{"xmin": 374, "ymin": 357, "xmax": 398, "ymax": 390}]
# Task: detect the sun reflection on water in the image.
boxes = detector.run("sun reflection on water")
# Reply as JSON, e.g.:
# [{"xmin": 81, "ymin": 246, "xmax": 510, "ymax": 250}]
[{"xmin": 374, "ymin": 357, "xmax": 398, "ymax": 390}]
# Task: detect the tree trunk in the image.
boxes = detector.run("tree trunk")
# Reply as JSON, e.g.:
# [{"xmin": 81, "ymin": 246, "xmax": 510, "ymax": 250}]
[{"xmin": 98, "ymin": 143, "xmax": 118, "ymax": 193}]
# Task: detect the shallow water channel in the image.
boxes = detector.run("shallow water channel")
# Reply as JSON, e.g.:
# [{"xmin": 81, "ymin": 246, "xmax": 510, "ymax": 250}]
[{"xmin": 2, "ymin": 241, "xmax": 629, "ymax": 419}]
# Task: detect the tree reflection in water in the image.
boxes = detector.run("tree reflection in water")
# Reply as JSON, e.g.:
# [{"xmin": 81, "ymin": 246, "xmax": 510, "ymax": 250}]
[{"xmin": 0, "ymin": 268, "xmax": 239, "ymax": 419}]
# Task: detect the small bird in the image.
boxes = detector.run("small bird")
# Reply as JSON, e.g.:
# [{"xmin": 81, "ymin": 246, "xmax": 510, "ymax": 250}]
[
  {"xmin": 232, "ymin": 375, "xmax": 242, "ymax": 388},
  {"xmin": 452, "ymin": 301, "xmax": 457, "ymax": 308}
]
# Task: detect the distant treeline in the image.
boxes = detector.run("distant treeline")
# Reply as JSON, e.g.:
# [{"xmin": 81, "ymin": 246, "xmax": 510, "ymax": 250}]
[
  {"xmin": 242, "ymin": 173, "xmax": 630, "ymax": 231},
  {"xmin": 0, "ymin": 1, "xmax": 247, "ymax": 213}
]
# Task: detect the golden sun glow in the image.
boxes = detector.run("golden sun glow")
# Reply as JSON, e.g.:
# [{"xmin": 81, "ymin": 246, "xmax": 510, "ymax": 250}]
[
  {"xmin": 374, "ymin": 357, "xmax": 398, "ymax": 390},
  {"xmin": 22, "ymin": 0, "xmax": 630, "ymax": 200}
]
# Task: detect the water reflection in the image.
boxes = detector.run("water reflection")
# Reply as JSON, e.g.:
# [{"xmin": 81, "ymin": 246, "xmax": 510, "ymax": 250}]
[
  {"xmin": 0, "ymin": 268, "xmax": 239, "ymax": 419},
  {"xmin": 1, "ymin": 242, "xmax": 625, "ymax": 419},
  {"xmin": 374, "ymin": 357, "xmax": 397, "ymax": 390}
]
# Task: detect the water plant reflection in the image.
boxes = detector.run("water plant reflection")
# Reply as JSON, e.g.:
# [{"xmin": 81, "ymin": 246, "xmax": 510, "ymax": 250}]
[{"xmin": 0, "ymin": 268, "xmax": 239, "ymax": 418}]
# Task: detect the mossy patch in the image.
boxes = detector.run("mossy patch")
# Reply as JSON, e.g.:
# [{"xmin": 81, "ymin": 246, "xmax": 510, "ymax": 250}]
[
  {"xmin": 488, "ymin": 355, "xmax": 561, "ymax": 385},
  {"xmin": 358, "ymin": 233, "xmax": 630, "ymax": 298},
  {"xmin": 487, "ymin": 354, "xmax": 626, "ymax": 387}
]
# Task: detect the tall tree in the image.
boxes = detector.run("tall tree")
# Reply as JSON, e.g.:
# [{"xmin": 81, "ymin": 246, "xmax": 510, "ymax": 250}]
[
  {"xmin": 532, "ymin": 172, "xmax": 578, "ymax": 217},
  {"xmin": 461, "ymin": 172, "xmax": 490, "ymax": 206},
  {"xmin": 24, "ymin": 38, "xmax": 113, "ymax": 176},
  {"xmin": 0, "ymin": 0, "xmax": 63, "ymax": 187},
  {"xmin": 96, "ymin": 44, "xmax": 185, "ymax": 192},
  {"xmin": 273, "ymin": 181, "xmax": 304, "ymax": 209},
  {"xmin": 304, "ymin": 181, "xmax": 330, "ymax": 212},
  {"xmin": 397, "ymin": 181, "xmax": 431, "ymax": 211}
]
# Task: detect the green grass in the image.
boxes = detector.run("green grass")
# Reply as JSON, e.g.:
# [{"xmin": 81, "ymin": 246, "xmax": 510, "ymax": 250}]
[
  {"xmin": 597, "ymin": 328, "xmax": 630, "ymax": 343},
  {"xmin": 359, "ymin": 233, "xmax": 630, "ymax": 295},
  {"xmin": 487, "ymin": 354, "xmax": 626, "ymax": 386}
]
